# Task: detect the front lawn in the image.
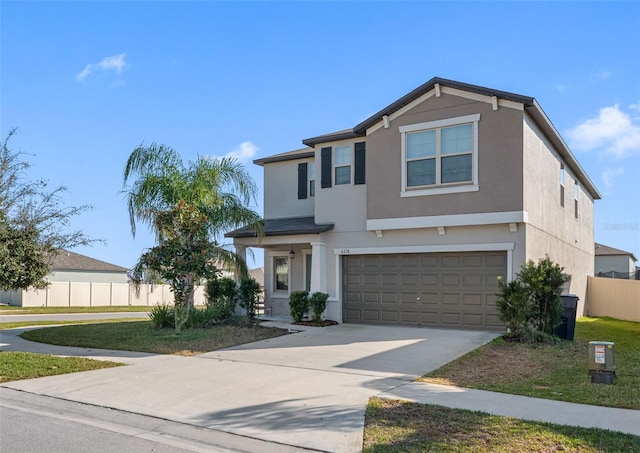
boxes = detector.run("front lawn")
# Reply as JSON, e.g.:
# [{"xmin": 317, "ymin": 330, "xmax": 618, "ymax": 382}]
[
  {"xmin": 363, "ymin": 397, "xmax": 640, "ymax": 452},
  {"xmin": 20, "ymin": 320, "xmax": 289, "ymax": 355},
  {"xmin": 0, "ymin": 351, "xmax": 123, "ymax": 383},
  {"xmin": 420, "ymin": 317, "xmax": 640, "ymax": 409}
]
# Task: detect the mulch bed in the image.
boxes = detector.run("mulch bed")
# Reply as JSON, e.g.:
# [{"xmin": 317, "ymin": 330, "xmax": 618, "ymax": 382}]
[{"xmin": 292, "ymin": 320, "xmax": 339, "ymax": 327}]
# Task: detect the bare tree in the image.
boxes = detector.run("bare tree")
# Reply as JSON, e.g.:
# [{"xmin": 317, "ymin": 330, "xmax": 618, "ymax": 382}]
[{"xmin": 0, "ymin": 128, "xmax": 97, "ymax": 290}]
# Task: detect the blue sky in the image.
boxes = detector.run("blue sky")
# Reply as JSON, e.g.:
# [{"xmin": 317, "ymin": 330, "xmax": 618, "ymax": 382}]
[{"xmin": 2, "ymin": 1, "xmax": 639, "ymax": 270}]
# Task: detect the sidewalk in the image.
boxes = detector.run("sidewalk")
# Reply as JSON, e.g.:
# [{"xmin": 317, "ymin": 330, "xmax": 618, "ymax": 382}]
[
  {"xmin": 2, "ymin": 321, "xmax": 639, "ymax": 451},
  {"xmin": 379, "ymin": 381, "xmax": 640, "ymax": 436}
]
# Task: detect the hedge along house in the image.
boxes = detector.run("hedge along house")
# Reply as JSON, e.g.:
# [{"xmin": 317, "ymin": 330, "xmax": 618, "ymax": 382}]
[{"xmin": 227, "ymin": 77, "xmax": 601, "ymax": 330}]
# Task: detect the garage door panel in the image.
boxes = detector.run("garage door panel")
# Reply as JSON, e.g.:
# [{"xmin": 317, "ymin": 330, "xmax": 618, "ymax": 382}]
[
  {"xmin": 463, "ymin": 255, "xmax": 484, "ymax": 267},
  {"xmin": 381, "ymin": 293, "xmax": 399, "ymax": 304},
  {"xmin": 442, "ymin": 256, "xmax": 461, "ymax": 267},
  {"xmin": 343, "ymin": 251, "xmax": 506, "ymax": 330},
  {"xmin": 363, "ymin": 292, "xmax": 380, "ymax": 303},
  {"xmin": 381, "ymin": 274, "xmax": 399, "ymax": 285},
  {"xmin": 419, "ymin": 293, "xmax": 440, "ymax": 305},
  {"xmin": 380, "ymin": 311, "xmax": 397, "ymax": 322},
  {"xmin": 462, "ymin": 293, "xmax": 483, "ymax": 306},
  {"xmin": 463, "ymin": 274, "xmax": 483, "ymax": 286},
  {"xmin": 421, "ymin": 274, "xmax": 439, "ymax": 285},
  {"xmin": 442, "ymin": 293, "xmax": 460, "ymax": 305},
  {"xmin": 462, "ymin": 313, "xmax": 483, "ymax": 327},
  {"xmin": 441, "ymin": 274, "xmax": 460, "ymax": 286},
  {"xmin": 486, "ymin": 254, "xmax": 507, "ymax": 267},
  {"xmin": 363, "ymin": 310, "xmax": 381, "ymax": 321}
]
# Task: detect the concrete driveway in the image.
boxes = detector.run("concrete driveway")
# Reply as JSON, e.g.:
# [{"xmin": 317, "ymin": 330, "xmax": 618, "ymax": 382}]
[{"xmin": 2, "ymin": 323, "xmax": 499, "ymax": 452}]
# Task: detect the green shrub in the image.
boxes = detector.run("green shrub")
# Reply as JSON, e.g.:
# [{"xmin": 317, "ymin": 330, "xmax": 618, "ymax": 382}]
[
  {"xmin": 205, "ymin": 277, "xmax": 237, "ymax": 322},
  {"xmin": 289, "ymin": 290, "xmax": 309, "ymax": 322},
  {"xmin": 309, "ymin": 292, "xmax": 329, "ymax": 324},
  {"xmin": 148, "ymin": 304, "xmax": 174, "ymax": 328},
  {"xmin": 497, "ymin": 256, "xmax": 571, "ymax": 341},
  {"xmin": 237, "ymin": 277, "xmax": 261, "ymax": 320},
  {"xmin": 519, "ymin": 257, "xmax": 570, "ymax": 335}
]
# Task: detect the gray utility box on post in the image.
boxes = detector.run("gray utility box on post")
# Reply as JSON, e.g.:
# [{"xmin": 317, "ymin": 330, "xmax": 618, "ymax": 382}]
[{"xmin": 588, "ymin": 341, "xmax": 616, "ymax": 384}]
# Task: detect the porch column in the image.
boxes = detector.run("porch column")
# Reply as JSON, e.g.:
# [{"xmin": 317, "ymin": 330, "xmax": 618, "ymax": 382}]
[
  {"xmin": 235, "ymin": 245, "xmax": 247, "ymax": 280},
  {"xmin": 310, "ymin": 242, "xmax": 326, "ymax": 293}
]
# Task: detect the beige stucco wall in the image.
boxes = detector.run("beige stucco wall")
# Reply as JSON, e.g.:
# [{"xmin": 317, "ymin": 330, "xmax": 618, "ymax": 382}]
[
  {"xmin": 263, "ymin": 158, "xmax": 315, "ymax": 219},
  {"xmin": 586, "ymin": 276, "xmax": 640, "ymax": 322},
  {"xmin": 366, "ymin": 93, "xmax": 524, "ymax": 220},
  {"xmin": 48, "ymin": 270, "xmax": 129, "ymax": 284}
]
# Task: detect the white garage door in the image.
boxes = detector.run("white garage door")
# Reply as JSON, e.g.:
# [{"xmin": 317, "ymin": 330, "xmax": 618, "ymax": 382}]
[{"xmin": 343, "ymin": 251, "xmax": 507, "ymax": 330}]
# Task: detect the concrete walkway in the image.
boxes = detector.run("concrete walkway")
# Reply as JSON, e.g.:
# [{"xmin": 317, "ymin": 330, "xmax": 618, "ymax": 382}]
[{"xmin": 1, "ymin": 321, "xmax": 639, "ymax": 452}]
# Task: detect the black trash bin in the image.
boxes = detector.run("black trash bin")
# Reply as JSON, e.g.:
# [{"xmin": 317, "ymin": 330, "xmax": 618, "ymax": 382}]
[{"xmin": 555, "ymin": 294, "xmax": 579, "ymax": 340}]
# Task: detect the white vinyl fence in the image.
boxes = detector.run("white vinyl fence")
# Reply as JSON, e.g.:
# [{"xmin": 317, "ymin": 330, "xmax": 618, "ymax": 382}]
[{"xmin": 1, "ymin": 282, "xmax": 206, "ymax": 308}]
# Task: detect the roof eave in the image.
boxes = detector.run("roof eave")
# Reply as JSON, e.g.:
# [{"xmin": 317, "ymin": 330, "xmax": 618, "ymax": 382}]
[
  {"xmin": 353, "ymin": 76, "xmax": 536, "ymax": 135},
  {"xmin": 302, "ymin": 130, "xmax": 361, "ymax": 147}
]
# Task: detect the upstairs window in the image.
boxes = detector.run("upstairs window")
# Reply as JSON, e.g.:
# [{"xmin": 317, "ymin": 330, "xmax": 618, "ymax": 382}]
[
  {"xmin": 560, "ymin": 163, "xmax": 565, "ymax": 207},
  {"xmin": 400, "ymin": 114, "xmax": 480, "ymax": 197},
  {"xmin": 334, "ymin": 145, "xmax": 352, "ymax": 185},
  {"xmin": 309, "ymin": 162, "xmax": 315, "ymax": 197},
  {"xmin": 574, "ymin": 180, "xmax": 579, "ymax": 218}
]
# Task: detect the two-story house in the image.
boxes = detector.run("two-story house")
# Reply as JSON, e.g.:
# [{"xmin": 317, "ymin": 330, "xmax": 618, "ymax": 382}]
[{"xmin": 227, "ymin": 77, "xmax": 601, "ymax": 330}]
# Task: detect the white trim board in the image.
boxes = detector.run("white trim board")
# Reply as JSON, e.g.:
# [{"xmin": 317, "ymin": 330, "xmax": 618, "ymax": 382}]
[
  {"xmin": 333, "ymin": 242, "xmax": 515, "ymax": 256},
  {"xmin": 367, "ymin": 211, "xmax": 528, "ymax": 231}
]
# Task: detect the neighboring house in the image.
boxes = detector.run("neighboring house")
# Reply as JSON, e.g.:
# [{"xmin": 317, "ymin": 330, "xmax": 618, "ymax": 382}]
[
  {"xmin": 227, "ymin": 77, "xmax": 601, "ymax": 330},
  {"xmin": 594, "ymin": 243, "xmax": 638, "ymax": 279},
  {"xmin": 0, "ymin": 249, "xmax": 130, "ymax": 307},
  {"xmin": 48, "ymin": 249, "xmax": 130, "ymax": 283}
]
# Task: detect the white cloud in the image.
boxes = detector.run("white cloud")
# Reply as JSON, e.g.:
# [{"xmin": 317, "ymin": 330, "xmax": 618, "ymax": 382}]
[
  {"xmin": 567, "ymin": 104, "xmax": 640, "ymax": 158},
  {"xmin": 593, "ymin": 70, "xmax": 613, "ymax": 81},
  {"xmin": 224, "ymin": 141, "xmax": 259, "ymax": 163},
  {"xmin": 601, "ymin": 167, "xmax": 624, "ymax": 194},
  {"xmin": 77, "ymin": 53, "xmax": 128, "ymax": 81}
]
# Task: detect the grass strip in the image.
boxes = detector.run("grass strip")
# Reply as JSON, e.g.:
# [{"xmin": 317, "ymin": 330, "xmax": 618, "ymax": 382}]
[
  {"xmin": 20, "ymin": 321, "xmax": 289, "ymax": 355},
  {"xmin": 0, "ymin": 306, "xmax": 152, "ymax": 314},
  {"xmin": 421, "ymin": 317, "xmax": 640, "ymax": 409},
  {"xmin": 364, "ymin": 397, "xmax": 640, "ymax": 452},
  {"xmin": 0, "ymin": 351, "xmax": 123, "ymax": 383},
  {"xmin": 0, "ymin": 318, "xmax": 144, "ymax": 330}
]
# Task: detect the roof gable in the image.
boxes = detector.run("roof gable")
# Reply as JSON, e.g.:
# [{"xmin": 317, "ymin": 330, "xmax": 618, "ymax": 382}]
[{"xmin": 297, "ymin": 76, "xmax": 600, "ymax": 200}]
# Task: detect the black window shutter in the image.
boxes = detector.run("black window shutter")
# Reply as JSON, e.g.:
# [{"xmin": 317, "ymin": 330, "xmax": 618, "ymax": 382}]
[
  {"xmin": 321, "ymin": 147, "xmax": 332, "ymax": 188},
  {"xmin": 354, "ymin": 142, "xmax": 366, "ymax": 185},
  {"xmin": 298, "ymin": 163, "xmax": 308, "ymax": 199}
]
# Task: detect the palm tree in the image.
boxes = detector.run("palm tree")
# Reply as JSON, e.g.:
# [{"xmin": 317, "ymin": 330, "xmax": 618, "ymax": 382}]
[{"xmin": 123, "ymin": 143, "xmax": 261, "ymax": 333}]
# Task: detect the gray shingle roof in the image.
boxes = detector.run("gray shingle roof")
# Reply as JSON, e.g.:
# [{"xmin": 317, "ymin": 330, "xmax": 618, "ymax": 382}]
[
  {"xmin": 225, "ymin": 216, "xmax": 334, "ymax": 238},
  {"xmin": 595, "ymin": 243, "xmax": 638, "ymax": 262},
  {"xmin": 53, "ymin": 249, "xmax": 129, "ymax": 273},
  {"xmin": 253, "ymin": 148, "xmax": 314, "ymax": 166}
]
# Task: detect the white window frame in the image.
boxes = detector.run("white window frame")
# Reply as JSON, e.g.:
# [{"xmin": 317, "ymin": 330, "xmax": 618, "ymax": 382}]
[
  {"xmin": 272, "ymin": 255, "xmax": 291, "ymax": 294},
  {"xmin": 400, "ymin": 114, "xmax": 480, "ymax": 197},
  {"xmin": 308, "ymin": 162, "xmax": 316, "ymax": 197},
  {"xmin": 560, "ymin": 163, "xmax": 565, "ymax": 207},
  {"xmin": 574, "ymin": 179, "xmax": 579, "ymax": 218},
  {"xmin": 334, "ymin": 145, "xmax": 352, "ymax": 185}
]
